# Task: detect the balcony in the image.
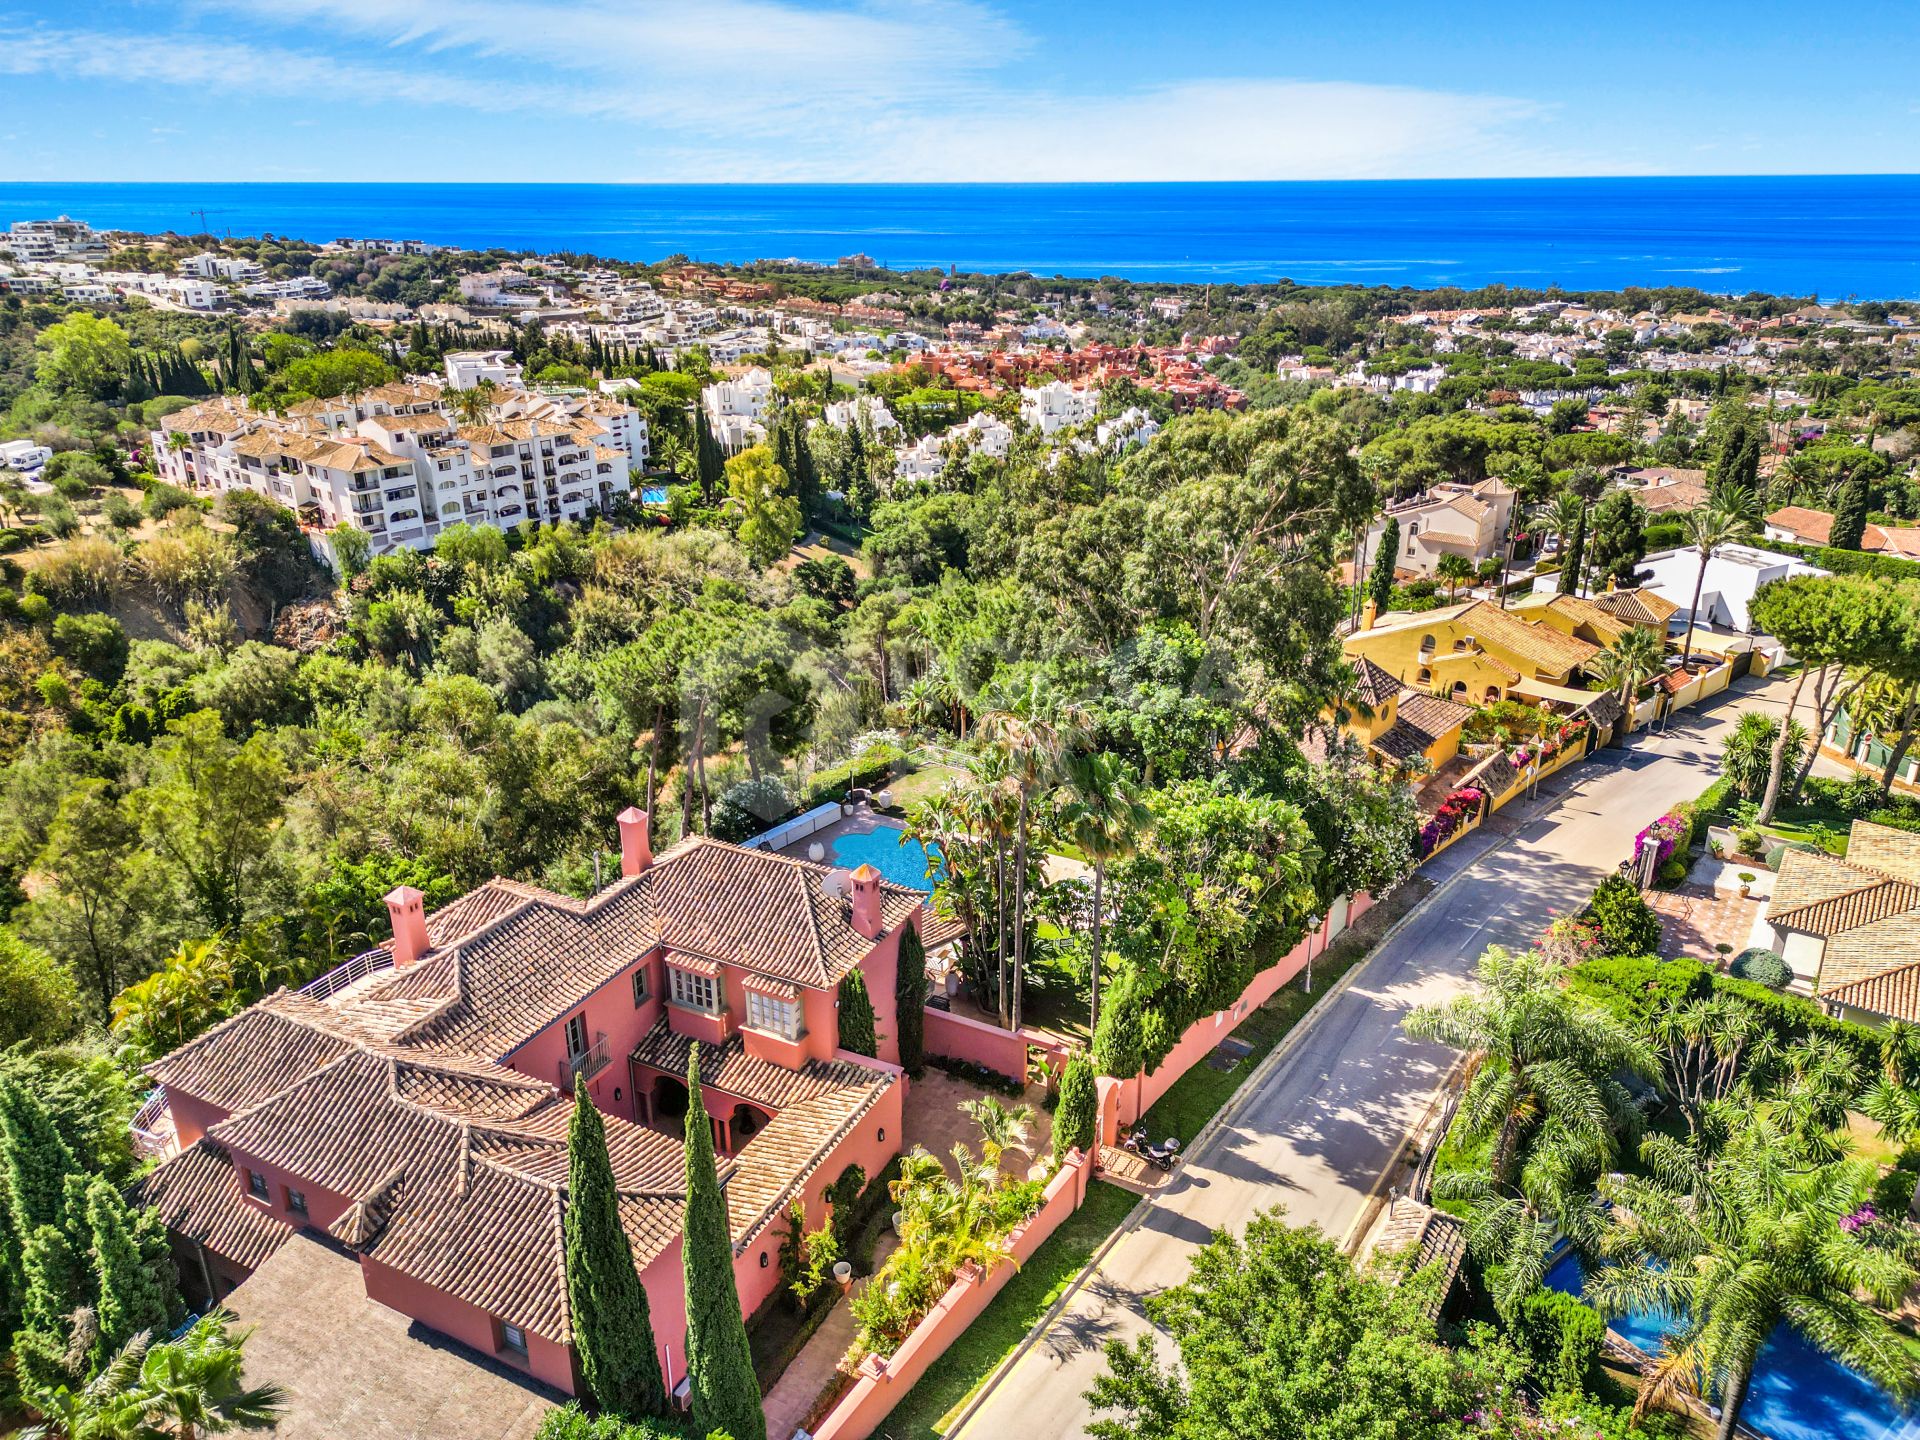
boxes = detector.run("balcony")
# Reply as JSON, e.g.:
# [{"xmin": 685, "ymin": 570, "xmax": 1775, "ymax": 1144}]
[
  {"xmin": 130, "ymin": 1089, "xmax": 179, "ymax": 1162},
  {"xmin": 559, "ymin": 1032, "xmax": 611, "ymax": 1090}
]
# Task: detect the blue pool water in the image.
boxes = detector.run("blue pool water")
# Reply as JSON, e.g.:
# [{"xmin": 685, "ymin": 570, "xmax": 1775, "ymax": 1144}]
[
  {"xmin": 1545, "ymin": 1252, "xmax": 1917, "ymax": 1440},
  {"xmin": 640, "ymin": 487, "xmax": 668, "ymax": 505},
  {"xmin": 829, "ymin": 826, "xmax": 943, "ymax": 892}
]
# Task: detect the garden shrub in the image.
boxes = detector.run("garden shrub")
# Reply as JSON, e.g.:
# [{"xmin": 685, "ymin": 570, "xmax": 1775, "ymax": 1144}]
[
  {"xmin": 1656, "ymin": 858, "xmax": 1688, "ymax": 887},
  {"xmin": 534, "ymin": 1404, "xmax": 697, "ymax": 1440},
  {"xmin": 1584, "ymin": 874, "xmax": 1663, "ymax": 957},
  {"xmin": 1567, "ymin": 956, "xmax": 1710, "ymax": 1028},
  {"xmin": 1728, "ymin": 947, "xmax": 1791, "ymax": 989},
  {"xmin": 709, "ymin": 775, "xmax": 793, "ymax": 843},
  {"xmin": 1516, "ymin": 1286, "xmax": 1603, "ymax": 1396},
  {"xmin": 1091, "ymin": 973, "xmax": 1146, "ymax": 1078},
  {"xmin": 825, "ymin": 1163, "xmax": 866, "ymax": 1251},
  {"xmin": 1711, "ymin": 974, "xmax": 1882, "ymax": 1070},
  {"xmin": 1053, "ymin": 1054, "xmax": 1096, "ymax": 1161}
]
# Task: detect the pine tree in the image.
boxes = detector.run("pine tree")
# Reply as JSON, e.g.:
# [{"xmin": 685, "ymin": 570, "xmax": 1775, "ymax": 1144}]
[
  {"xmin": 836, "ymin": 971, "xmax": 878, "ymax": 1058},
  {"xmin": 681, "ymin": 1046, "xmax": 765, "ymax": 1440},
  {"xmin": 1831, "ymin": 466, "xmax": 1871, "ymax": 551},
  {"xmin": 86, "ymin": 1177, "xmax": 174, "ymax": 1373},
  {"xmin": 893, "ymin": 922, "xmax": 926, "ymax": 1077},
  {"xmin": 562, "ymin": 1086, "xmax": 666, "ymax": 1418},
  {"xmin": 1366, "ymin": 517, "xmax": 1398, "ymax": 617},
  {"xmin": 1053, "ymin": 1055, "xmax": 1097, "ymax": 1161},
  {"xmin": 1556, "ymin": 510, "xmax": 1586, "ymax": 596}
]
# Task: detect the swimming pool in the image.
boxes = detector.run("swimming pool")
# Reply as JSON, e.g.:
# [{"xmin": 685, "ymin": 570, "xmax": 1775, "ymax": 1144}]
[
  {"xmin": 640, "ymin": 487, "xmax": 668, "ymax": 505},
  {"xmin": 827, "ymin": 825, "xmax": 944, "ymax": 891},
  {"xmin": 1545, "ymin": 1251, "xmax": 1916, "ymax": 1440}
]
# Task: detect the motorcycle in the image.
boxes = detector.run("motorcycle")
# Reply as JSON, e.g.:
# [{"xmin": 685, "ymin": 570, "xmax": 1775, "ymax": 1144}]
[{"xmin": 1120, "ymin": 1128, "xmax": 1182, "ymax": 1172}]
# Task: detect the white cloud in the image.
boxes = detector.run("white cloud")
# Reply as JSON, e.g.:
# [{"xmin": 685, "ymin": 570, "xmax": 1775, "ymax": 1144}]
[{"xmin": 2, "ymin": 6, "xmax": 1601, "ymax": 180}]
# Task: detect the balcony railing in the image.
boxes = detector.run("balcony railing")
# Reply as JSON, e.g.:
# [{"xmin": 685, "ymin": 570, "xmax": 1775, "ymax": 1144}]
[
  {"xmin": 560, "ymin": 1032, "xmax": 611, "ymax": 1090},
  {"xmin": 300, "ymin": 948, "xmax": 396, "ymax": 1000},
  {"xmin": 130, "ymin": 1089, "xmax": 178, "ymax": 1162}
]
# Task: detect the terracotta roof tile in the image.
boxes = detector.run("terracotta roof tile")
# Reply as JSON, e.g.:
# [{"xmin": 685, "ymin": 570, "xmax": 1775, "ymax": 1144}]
[{"xmin": 133, "ymin": 1140, "xmax": 291, "ymax": 1270}]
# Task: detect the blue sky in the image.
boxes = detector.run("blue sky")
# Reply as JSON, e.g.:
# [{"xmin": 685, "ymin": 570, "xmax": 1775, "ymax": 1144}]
[{"xmin": 3, "ymin": 0, "xmax": 1917, "ymax": 182}]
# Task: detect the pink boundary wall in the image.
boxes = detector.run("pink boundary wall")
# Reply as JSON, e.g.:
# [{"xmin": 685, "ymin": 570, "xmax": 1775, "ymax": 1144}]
[
  {"xmin": 809, "ymin": 1148, "xmax": 1093, "ymax": 1440},
  {"xmin": 804, "ymin": 892, "xmax": 1371, "ymax": 1440},
  {"xmin": 922, "ymin": 1006, "xmax": 1029, "ymax": 1080}
]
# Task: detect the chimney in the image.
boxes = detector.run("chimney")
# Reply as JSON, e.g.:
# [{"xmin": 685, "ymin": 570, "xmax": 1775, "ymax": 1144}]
[
  {"xmin": 386, "ymin": 885, "xmax": 429, "ymax": 968},
  {"xmin": 1360, "ymin": 599, "xmax": 1378, "ymax": 631},
  {"xmin": 617, "ymin": 806, "xmax": 652, "ymax": 878},
  {"xmin": 849, "ymin": 863, "xmax": 884, "ymax": 940}
]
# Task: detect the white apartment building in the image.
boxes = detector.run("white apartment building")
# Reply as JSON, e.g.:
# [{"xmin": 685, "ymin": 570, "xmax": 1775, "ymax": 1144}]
[
  {"xmin": 242, "ymin": 277, "xmax": 332, "ymax": 302},
  {"xmin": 444, "ymin": 351, "xmax": 526, "ymax": 390},
  {"xmin": 101, "ymin": 272, "xmax": 222, "ymax": 310},
  {"xmin": 1092, "ymin": 406, "xmax": 1161, "ymax": 452},
  {"xmin": 149, "ymin": 377, "xmax": 646, "ymax": 561},
  {"xmin": 895, "ymin": 411, "xmax": 1013, "ymax": 482},
  {"xmin": 181, "ymin": 253, "xmax": 265, "ymax": 283},
  {"xmin": 2, "ymin": 218, "xmax": 104, "ymax": 262},
  {"xmin": 702, "ymin": 367, "xmax": 774, "ymax": 453},
  {"xmin": 822, "ymin": 396, "xmax": 901, "ymax": 439},
  {"xmin": 1019, "ymin": 380, "xmax": 1098, "ymax": 436}
]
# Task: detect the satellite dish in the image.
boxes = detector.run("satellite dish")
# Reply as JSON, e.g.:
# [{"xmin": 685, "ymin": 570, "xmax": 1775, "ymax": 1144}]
[{"xmin": 821, "ymin": 870, "xmax": 851, "ymax": 899}]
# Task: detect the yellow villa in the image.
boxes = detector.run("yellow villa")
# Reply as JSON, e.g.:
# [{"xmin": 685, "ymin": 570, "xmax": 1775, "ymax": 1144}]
[
  {"xmin": 1507, "ymin": 587, "xmax": 1679, "ymax": 648},
  {"xmin": 1344, "ymin": 598, "xmax": 1603, "ymax": 707}
]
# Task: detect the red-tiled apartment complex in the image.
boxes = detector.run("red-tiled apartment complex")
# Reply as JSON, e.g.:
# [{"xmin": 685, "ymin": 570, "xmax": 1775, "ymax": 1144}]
[{"xmin": 135, "ymin": 808, "xmax": 946, "ymax": 1399}]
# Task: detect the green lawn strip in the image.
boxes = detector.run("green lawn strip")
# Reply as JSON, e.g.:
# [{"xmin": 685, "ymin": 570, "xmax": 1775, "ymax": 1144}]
[
  {"xmin": 881, "ymin": 1180, "xmax": 1138, "ymax": 1440},
  {"xmin": 1139, "ymin": 893, "xmax": 1413, "ymax": 1147}
]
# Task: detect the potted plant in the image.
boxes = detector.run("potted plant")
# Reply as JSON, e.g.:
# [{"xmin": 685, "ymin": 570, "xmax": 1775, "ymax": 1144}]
[{"xmin": 1738, "ymin": 871, "xmax": 1757, "ymax": 898}]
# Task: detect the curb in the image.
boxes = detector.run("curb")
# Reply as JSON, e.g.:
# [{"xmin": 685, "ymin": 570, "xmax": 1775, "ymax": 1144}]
[{"xmin": 944, "ymin": 835, "xmax": 1536, "ymax": 1439}]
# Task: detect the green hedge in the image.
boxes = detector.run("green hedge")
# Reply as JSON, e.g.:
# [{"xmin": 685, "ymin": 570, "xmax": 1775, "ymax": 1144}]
[
  {"xmin": 1567, "ymin": 956, "xmax": 1712, "ymax": 1029},
  {"xmin": 1517, "ymin": 1286, "xmax": 1604, "ymax": 1396},
  {"xmin": 1712, "ymin": 974, "xmax": 1883, "ymax": 1071},
  {"xmin": 1770, "ymin": 541, "xmax": 1920, "ymax": 583},
  {"xmin": 801, "ymin": 744, "xmax": 907, "ymax": 811}
]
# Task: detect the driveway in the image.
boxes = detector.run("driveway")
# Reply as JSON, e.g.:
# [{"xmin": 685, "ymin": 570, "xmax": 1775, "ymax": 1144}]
[{"xmin": 949, "ymin": 673, "xmax": 1838, "ymax": 1440}]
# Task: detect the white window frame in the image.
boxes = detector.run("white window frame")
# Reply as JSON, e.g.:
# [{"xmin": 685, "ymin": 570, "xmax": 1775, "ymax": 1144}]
[
  {"xmin": 668, "ymin": 966, "xmax": 719, "ymax": 1014},
  {"xmin": 497, "ymin": 1319, "xmax": 528, "ymax": 1358},
  {"xmin": 745, "ymin": 988, "xmax": 802, "ymax": 1042},
  {"xmin": 563, "ymin": 1012, "xmax": 589, "ymax": 1059}
]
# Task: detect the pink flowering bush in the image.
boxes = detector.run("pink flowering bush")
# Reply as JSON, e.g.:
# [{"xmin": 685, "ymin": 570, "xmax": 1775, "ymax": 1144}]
[{"xmin": 1418, "ymin": 787, "xmax": 1486, "ymax": 857}]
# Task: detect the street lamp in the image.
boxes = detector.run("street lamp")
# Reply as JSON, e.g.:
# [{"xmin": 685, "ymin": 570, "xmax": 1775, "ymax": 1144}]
[{"xmin": 1304, "ymin": 915, "xmax": 1324, "ymax": 994}]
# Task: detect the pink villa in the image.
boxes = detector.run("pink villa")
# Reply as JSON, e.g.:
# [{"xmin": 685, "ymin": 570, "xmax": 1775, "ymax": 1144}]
[{"xmin": 135, "ymin": 809, "xmax": 953, "ymax": 1407}]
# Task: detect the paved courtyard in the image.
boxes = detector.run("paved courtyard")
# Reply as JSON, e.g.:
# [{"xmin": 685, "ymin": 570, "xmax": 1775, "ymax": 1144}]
[{"xmin": 903, "ymin": 1066, "xmax": 1055, "ymax": 1178}]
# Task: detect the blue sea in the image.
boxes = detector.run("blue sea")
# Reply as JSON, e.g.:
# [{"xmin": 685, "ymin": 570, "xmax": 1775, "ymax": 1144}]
[{"xmin": 2, "ymin": 178, "xmax": 1917, "ymax": 298}]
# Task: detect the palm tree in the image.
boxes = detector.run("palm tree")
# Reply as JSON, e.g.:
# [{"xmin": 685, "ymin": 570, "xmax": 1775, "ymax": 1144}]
[
  {"xmin": 1845, "ymin": 669, "xmax": 1920, "ymax": 798},
  {"xmin": 1056, "ymin": 751, "xmax": 1151, "ymax": 1033},
  {"xmin": 958, "ymin": 1095, "xmax": 1037, "ymax": 1172},
  {"xmin": 1590, "ymin": 1118, "xmax": 1920, "ymax": 1440},
  {"xmin": 1548, "ymin": 492, "xmax": 1586, "ymax": 562},
  {"xmin": 1588, "ymin": 624, "xmax": 1666, "ymax": 732},
  {"xmin": 445, "ymin": 379, "xmax": 498, "ymax": 426},
  {"xmin": 1675, "ymin": 503, "xmax": 1755, "ymax": 667},
  {"xmin": 1436, "ymin": 1119, "xmax": 1613, "ymax": 1322},
  {"xmin": 978, "ymin": 677, "xmax": 1085, "ymax": 1032},
  {"xmin": 1404, "ymin": 945, "xmax": 1657, "ymax": 1188},
  {"xmin": 1436, "ymin": 552, "xmax": 1474, "ymax": 602},
  {"xmin": 137, "ymin": 1313, "xmax": 287, "ymax": 1439}
]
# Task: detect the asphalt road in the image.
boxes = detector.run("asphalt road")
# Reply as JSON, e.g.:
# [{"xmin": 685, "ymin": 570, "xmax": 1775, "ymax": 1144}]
[{"xmin": 947, "ymin": 674, "xmax": 1842, "ymax": 1440}]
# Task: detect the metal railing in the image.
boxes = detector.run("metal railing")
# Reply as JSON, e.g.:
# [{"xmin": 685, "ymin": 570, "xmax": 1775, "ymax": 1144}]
[
  {"xmin": 130, "ymin": 1089, "xmax": 178, "ymax": 1161},
  {"xmin": 560, "ymin": 1033, "xmax": 611, "ymax": 1089},
  {"xmin": 300, "ymin": 949, "xmax": 395, "ymax": 1001}
]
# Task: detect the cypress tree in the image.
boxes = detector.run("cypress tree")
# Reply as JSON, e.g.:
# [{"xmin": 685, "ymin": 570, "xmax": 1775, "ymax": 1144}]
[
  {"xmin": 562, "ymin": 1085, "xmax": 665, "ymax": 1418},
  {"xmin": 836, "ymin": 970, "xmax": 878, "ymax": 1058},
  {"xmin": 1556, "ymin": 510, "xmax": 1586, "ymax": 596},
  {"xmin": 86, "ymin": 1177, "xmax": 173, "ymax": 1373},
  {"xmin": 1053, "ymin": 1054, "xmax": 1097, "ymax": 1161},
  {"xmin": 1831, "ymin": 466, "xmax": 1870, "ymax": 551},
  {"xmin": 681, "ymin": 1045, "xmax": 765, "ymax": 1440},
  {"xmin": 1366, "ymin": 517, "xmax": 1398, "ymax": 617},
  {"xmin": 695, "ymin": 410, "xmax": 725, "ymax": 503},
  {"xmin": 1, "ymin": 1082, "xmax": 80, "ymax": 1306},
  {"xmin": 893, "ymin": 921, "xmax": 926, "ymax": 1077}
]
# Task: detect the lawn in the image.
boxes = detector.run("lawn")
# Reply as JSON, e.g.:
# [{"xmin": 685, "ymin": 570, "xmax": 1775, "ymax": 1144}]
[
  {"xmin": 884, "ymin": 761, "xmax": 963, "ymax": 813},
  {"xmin": 877, "ymin": 1179, "xmax": 1138, "ymax": 1440}
]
